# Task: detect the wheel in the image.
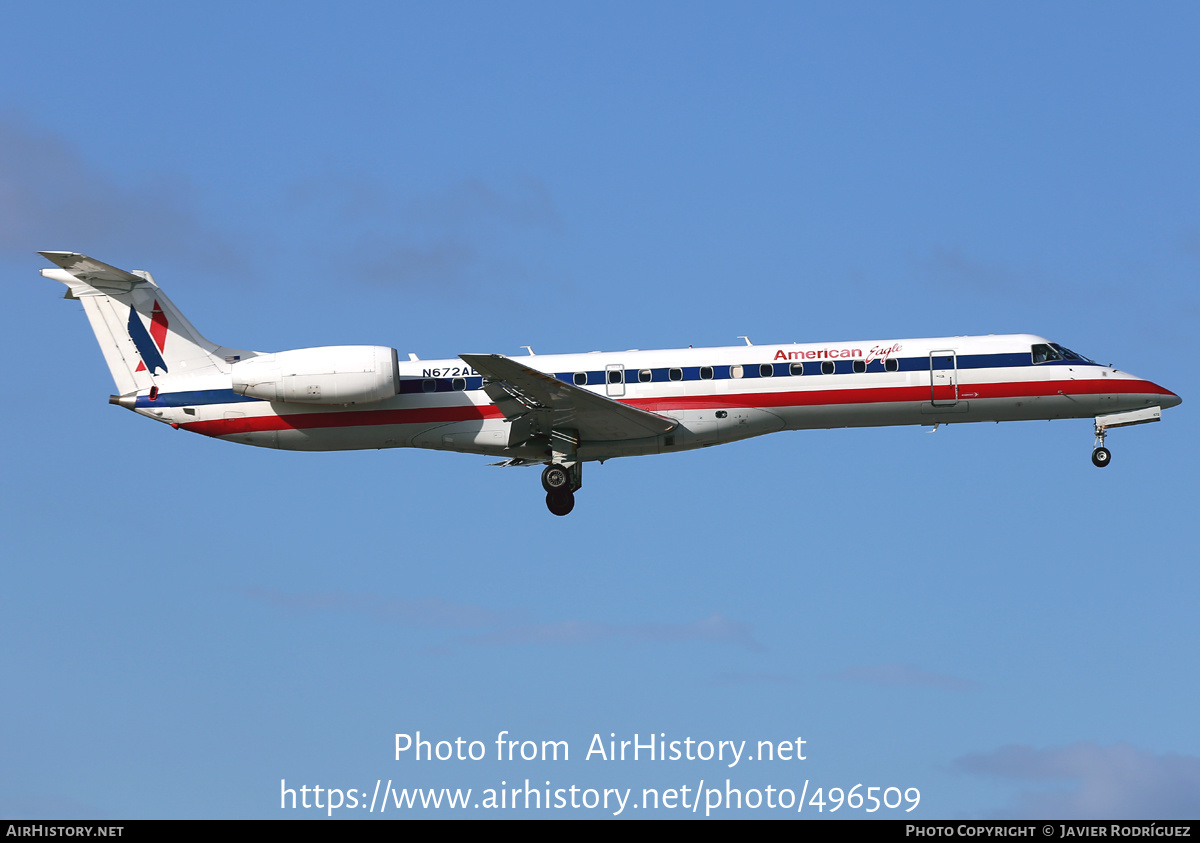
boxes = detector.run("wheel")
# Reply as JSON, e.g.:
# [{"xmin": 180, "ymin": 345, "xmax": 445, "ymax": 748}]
[
  {"xmin": 541, "ymin": 463, "xmax": 570, "ymax": 492},
  {"xmin": 546, "ymin": 489, "xmax": 575, "ymax": 516},
  {"xmin": 1092, "ymin": 447, "xmax": 1111, "ymax": 468}
]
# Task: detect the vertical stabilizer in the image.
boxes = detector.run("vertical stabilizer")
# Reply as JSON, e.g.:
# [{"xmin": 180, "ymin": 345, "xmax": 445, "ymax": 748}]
[{"xmin": 40, "ymin": 252, "xmax": 244, "ymax": 394}]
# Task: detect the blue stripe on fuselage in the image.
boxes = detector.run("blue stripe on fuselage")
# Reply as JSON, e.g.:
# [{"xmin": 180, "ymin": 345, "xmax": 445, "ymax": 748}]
[
  {"xmin": 141, "ymin": 351, "xmax": 1100, "ymax": 406},
  {"xmin": 136, "ymin": 389, "xmax": 260, "ymax": 408},
  {"xmin": 546, "ymin": 352, "xmax": 1097, "ymax": 384}
]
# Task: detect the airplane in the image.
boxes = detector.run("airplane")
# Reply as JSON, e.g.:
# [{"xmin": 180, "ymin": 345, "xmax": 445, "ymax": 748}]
[{"xmin": 41, "ymin": 251, "xmax": 1182, "ymax": 516}]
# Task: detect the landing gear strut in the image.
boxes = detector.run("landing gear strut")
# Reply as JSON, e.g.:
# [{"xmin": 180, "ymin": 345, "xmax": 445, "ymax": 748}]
[
  {"xmin": 1092, "ymin": 421, "xmax": 1111, "ymax": 468},
  {"xmin": 541, "ymin": 462, "xmax": 581, "ymax": 515}
]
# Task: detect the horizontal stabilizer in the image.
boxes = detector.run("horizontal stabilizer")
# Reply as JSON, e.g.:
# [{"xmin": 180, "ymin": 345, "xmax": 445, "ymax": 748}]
[
  {"xmin": 40, "ymin": 251, "xmax": 239, "ymax": 393},
  {"xmin": 39, "ymin": 251, "xmax": 148, "ymax": 297}
]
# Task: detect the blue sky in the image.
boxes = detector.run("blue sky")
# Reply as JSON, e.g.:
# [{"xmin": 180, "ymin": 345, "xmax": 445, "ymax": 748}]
[{"xmin": 2, "ymin": 2, "xmax": 1197, "ymax": 819}]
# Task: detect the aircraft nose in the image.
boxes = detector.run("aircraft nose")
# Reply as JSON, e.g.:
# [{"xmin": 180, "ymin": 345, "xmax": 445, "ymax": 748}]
[
  {"xmin": 1159, "ymin": 387, "xmax": 1182, "ymax": 409},
  {"xmin": 1143, "ymin": 377, "xmax": 1183, "ymax": 409}
]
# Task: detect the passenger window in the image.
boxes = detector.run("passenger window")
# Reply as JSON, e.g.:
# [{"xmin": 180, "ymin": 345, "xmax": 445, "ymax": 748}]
[
  {"xmin": 730, "ymin": 365, "xmax": 744, "ymax": 379},
  {"xmin": 790, "ymin": 362, "xmax": 804, "ymax": 376},
  {"xmin": 639, "ymin": 369, "xmax": 652, "ymax": 383},
  {"xmin": 452, "ymin": 377, "xmax": 466, "ymax": 391},
  {"xmin": 700, "ymin": 366, "xmax": 713, "ymax": 380},
  {"xmin": 607, "ymin": 369, "xmax": 623, "ymax": 384},
  {"xmin": 759, "ymin": 363, "xmax": 773, "ymax": 378},
  {"xmin": 422, "ymin": 379, "xmax": 437, "ymax": 393},
  {"xmin": 821, "ymin": 361, "xmax": 835, "ymax": 375},
  {"xmin": 574, "ymin": 372, "xmax": 587, "ymax": 386},
  {"xmin": 853, "ymin": 360, "xmax": 866, "ymax": 373},
  {"xmin": 885, "ymin": 358, "xmax": 899, "ymax": 372},
  {"xmin": 669, "ymin": 368, "xmax": 683, "ymax": 382}
]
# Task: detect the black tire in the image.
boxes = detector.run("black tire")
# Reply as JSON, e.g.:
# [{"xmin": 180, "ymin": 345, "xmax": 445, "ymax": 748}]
[
  {"xmin": 541, "ymin": 464, "xmax": 570, "ymax": 492},
  {"xmin": 546, "ymin": 489, "xmax": 575, "ymax": 516},
  {"xmin": 1092, "ymin": 447, "xmax": 1111, "ymax": 468}
]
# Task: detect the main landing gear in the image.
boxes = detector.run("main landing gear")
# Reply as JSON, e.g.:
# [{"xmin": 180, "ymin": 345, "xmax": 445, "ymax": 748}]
[{"xmin": 542, "ymin": 462, "xmax": 581, "ymax": 516}]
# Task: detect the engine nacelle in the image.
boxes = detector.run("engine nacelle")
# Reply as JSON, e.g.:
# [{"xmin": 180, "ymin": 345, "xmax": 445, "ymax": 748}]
[{"xmin": 231, "ymin": 346, "xmax": 399, "ymax": 405}]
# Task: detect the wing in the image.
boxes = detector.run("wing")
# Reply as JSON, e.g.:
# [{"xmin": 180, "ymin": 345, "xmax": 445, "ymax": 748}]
[{"xmin": 459, "ymin": 353, "xmax": 677, "ymax": 442}]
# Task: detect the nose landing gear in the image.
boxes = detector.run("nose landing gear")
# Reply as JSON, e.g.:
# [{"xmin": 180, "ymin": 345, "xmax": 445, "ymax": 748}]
[
  {"xmin": 542, "ymin": 462, "xmax": 582, "ymax": 516},
  {"xmin": 1089, "ymin": 406, "xmax": 1164, "ymax": 468},
  {"xmin": 1092, "ymin": 421, "xmax": 1112, "ymax": 468}
]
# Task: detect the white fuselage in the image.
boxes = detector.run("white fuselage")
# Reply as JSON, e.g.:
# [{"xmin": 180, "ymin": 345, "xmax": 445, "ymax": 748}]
[{"xmin": 132, "ymin": 334, "xmax": 1179, "ymax": 461}]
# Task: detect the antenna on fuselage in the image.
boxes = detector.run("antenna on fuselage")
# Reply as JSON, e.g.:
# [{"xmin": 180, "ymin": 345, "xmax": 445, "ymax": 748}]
[
  {"xmin": 521, "ymin": 346, "xmax": 536, "ymax": 356},
  {"xmin": 738, "ymin": 336, "xmax": 753, "ymax": 346}
]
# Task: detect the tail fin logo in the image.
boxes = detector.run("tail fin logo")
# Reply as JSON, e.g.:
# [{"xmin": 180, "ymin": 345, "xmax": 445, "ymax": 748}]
[{"xmin": 129, "ymin": 301, "xmax": 170, "ymax": 375}]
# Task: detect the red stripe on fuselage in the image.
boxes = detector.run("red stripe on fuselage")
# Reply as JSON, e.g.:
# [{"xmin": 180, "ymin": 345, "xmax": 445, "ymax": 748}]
[
  {"xmin": 624, "ymin": 377, "xmax": 1173, "ymax": 411},
  {"xmin": 179, "ymin": 378, "xmax": 1173, "ymax": 438},
  {"xmin": 181, "ymin": 404, "xmax": 505, "ymax": 436}
]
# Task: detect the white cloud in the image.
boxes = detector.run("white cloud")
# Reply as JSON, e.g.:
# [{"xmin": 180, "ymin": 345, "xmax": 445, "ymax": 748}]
[
  {"xmin": 0, "ymin": 112, "xmax": 244, "ymax": 271},
  {"xmin": 0, "ymin": 795, "xmax": 109, "ymax": 820},
  {"xmin": 706, "ymin": 671, "xmax": 804, "ymax": 686},
  {"xmin": 955, "ymin": 742, "xmax": 1200, "ymax": 819},
  {"xmin": 912, "ymin": 245, "xmax": 1031, "ymax": 295},
  {"xmin": 242, "ymin": 587, "xmax": 509, "ymax": 628},
  {"xmin": 244, "ymin": 589, "xmax": 764, "ymax": 653},
  {"xmin": 285, "ymin": 171, "xmax": 563, "ymax": 292},
  {"xmin": 454, "ymin": 611, "xmax": 766, "ymax": 652},
  {"xmin": 826, "ymin": 663, "xmax": 978, "ymax": 691}
]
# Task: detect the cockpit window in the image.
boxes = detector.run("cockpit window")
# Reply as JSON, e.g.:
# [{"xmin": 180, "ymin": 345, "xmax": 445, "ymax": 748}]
[
  {"xmin": 1049, "ymin": 343, "xmax": 1094, "ymax": 363},
  {"xmin": 1031, "ymin": 343, "xmax": 1063, "ymax": 364}
]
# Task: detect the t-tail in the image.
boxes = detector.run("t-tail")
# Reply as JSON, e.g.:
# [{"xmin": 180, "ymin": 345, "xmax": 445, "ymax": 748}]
[{"xmin": 40, "ymin": 251, "xmax": 247, "ymax": 403}]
